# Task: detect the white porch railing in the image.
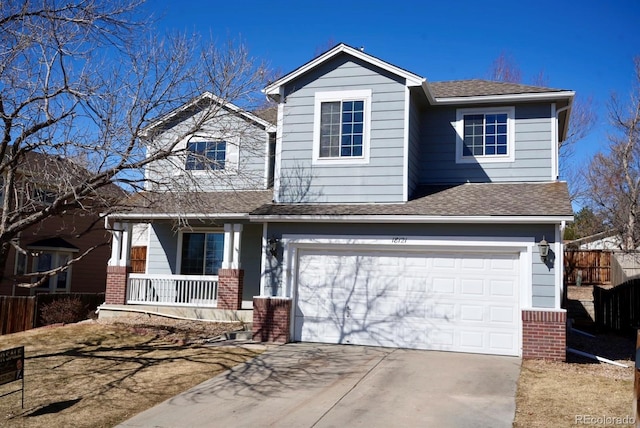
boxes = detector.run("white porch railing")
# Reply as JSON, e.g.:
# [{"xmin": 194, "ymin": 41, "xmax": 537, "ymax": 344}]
[{"xmin": 127, "ymin": 274, "xmax": 218, "ymax": 307}]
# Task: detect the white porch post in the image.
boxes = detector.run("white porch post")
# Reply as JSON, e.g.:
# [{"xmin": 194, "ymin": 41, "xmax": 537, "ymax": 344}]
[
  {"xmin": 222, "ymin": 223, "xmax": 234, "ymax": 269},
  {"xmin": 232, "ymin": 224, "xmax": 243, "ymax": 269},
  {"xmin": 109, "ymin": 222, "xmax": 122, "ymax": 267},
  {"xmin": 120, "ymin": 222, "xmax": 132, "ymax": 267}
]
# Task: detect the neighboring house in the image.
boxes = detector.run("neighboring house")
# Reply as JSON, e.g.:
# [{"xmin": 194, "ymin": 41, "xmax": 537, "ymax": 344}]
[
  {"xmin": 0, "ymin": 151, "xmax": 120, "ymax": 296},
  {"xmin": 102, "ymin": 44, "xmax": 574, "ymax": 361},
  {"xmin": 566, "ymin": 230, "xmax": 621, "ymax": 250}
]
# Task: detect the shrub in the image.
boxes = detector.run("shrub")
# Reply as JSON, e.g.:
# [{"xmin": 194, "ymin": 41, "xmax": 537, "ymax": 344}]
[{"xmin": 40, "ymin": 297, "xmax": 89, "ymax": 325}]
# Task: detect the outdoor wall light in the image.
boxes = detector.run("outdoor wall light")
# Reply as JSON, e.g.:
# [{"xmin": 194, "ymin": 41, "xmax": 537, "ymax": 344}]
[
  {"xmin": 538, "ymin": 236, "xmax": 550, "ymax": 263},
  {"xmin": 268, "ymin": 237, "xmax": 280, "ymax": 257}
]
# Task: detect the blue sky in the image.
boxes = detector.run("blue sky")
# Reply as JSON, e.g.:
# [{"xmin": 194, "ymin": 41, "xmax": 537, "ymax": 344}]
[{"xmin": 146, "ymin": 0, "xmax": 639, "ymax": 190}]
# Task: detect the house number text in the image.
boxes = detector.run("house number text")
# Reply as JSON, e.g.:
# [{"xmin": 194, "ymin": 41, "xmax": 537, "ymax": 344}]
[{"xmin": 391, "ymin": 237, "xmax": 407, "ymax": 244}]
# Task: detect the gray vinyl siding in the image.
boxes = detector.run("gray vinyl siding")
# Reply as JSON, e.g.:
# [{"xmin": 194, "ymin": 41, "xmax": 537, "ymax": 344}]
[
  {"xmin": 419, "ymin": 103, "xmax": 553, "ymax": 184},
  {"xmin": 407, "ymin": 96, "xmax": 421, "ymax": 198},
  {"xmin": 239, "ymin": 224, "xmax": 262, "ymax": 300},
  {"xmin": 145, "ymin": 107, "xmax": 270, "ymax": 193},
  {"xmin": 147, "ymin": 223, "xmax": 177, "ymax": 275},
  {"xmin": 278, "ymin": 54, "xmax": 407, "ymax": 203},
  {"xmin": 263, "ymin": 222, "xmax": 557, "ymax": 308}
]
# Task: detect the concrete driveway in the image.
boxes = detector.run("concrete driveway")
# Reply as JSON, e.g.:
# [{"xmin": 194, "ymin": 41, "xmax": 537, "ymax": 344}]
[{"xmin": 117, "ymin": 343, "xmax": 520, "ymax": 428}]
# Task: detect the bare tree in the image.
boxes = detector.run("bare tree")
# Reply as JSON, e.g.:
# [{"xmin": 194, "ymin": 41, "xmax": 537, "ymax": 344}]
[
  {"xmin": 488, "ymin": 51, "xmax": 522, "ymax": 83},
  {"xmin": 486, "ymin": 52, "xmax": 596, "ymax": 197},
  {"xmin": 585, "ymin": 57, "xmax": 640, "ymax": 250},
  {"xmin": 0, "ymin": 0, "xmax": 270, "ymax": 287}
]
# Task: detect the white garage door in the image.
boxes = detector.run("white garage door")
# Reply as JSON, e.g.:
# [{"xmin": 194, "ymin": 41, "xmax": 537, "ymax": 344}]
[{"xmin": 294, "ymin": 249, "xmax": 521, "ymax": 356}]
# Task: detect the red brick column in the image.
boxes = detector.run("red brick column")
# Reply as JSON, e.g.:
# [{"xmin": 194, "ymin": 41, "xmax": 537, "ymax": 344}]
[
  {"xmin": 105, "ymin": 266, "xmax": 131, "ymax": 305},
  {"xmin": 252, "ymin": 297, "xmax": 292, "ymax": 343},
  {"xmin": 522, "ymin": 309, "xmax": 566, "ymax": 361},
  {"xmin": 217, "ymin": 269, "xmax": 244, "ymax": 310}
]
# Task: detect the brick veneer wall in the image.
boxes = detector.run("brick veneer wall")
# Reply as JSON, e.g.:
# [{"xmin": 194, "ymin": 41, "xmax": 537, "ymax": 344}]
[
  {"xmin": 218, "ymin": 269, "xmax": 244, "ymax": 310},
  {"xmin": 252, "ymin": 297, "xmax": 292, "ymax": 343},
  {"xmin": 522, "ymin": 309, "xmax": 566, "ymax": 361},
  {"xmin": 105, "ymin": 266, "xmax": 131, "ymax": 305}
]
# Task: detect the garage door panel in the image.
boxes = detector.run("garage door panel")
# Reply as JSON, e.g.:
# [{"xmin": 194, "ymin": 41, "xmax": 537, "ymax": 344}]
[
  {"xmin": 490, "ymin": 306, "xmax": 517, "ymax": 323},
  {"xmin": 295, "ymin": 250, "xmax": 520, "ymax": 356}
]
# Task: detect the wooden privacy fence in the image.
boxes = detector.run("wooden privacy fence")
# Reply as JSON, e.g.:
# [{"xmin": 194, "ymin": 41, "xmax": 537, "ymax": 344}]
[
  {"xmin": 0, "ymin": 296, "xmax": 36, "ymax": 335},
  {"xmin": 593, "ymin": 278, "xmax": 640, "ymax": 333},
  {"xmin": 0, "ymin": 293, "xmax": 105, "ymax": 335},
  {"xmin": 564, "ymin": 250, "xmax": 611, "ymax": 285}
]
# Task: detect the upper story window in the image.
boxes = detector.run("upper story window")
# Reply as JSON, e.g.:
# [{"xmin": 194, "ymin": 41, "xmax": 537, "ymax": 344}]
[
  {"xmin": 455, "ymin": 107, "xmax": 515, "ymax": 164},
  {"xmin": 185, "ymin": 141, "xmax": 226, "ymax": 170},
  {"xmin": 313, "ymin": 90, "xmax": 371, "ymax": 164}
]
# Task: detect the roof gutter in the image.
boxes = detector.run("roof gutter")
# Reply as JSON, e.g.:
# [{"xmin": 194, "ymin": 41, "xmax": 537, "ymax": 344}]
[
  {"xmin": 106, "ymin": 213, "xmax": 251, "ymax": 221},
  {"xmin": 249, "ymin": 214, "xmax": 574, "ymax": 224},
  {"xmin": 433, "ymin": 91, "xmax": 575, "ymax": 105}
]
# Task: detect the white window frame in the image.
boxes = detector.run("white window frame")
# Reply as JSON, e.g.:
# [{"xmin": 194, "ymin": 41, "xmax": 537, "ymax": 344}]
[
  {"xmin": 179, "ymin": 135, "xmax": 239, "ymax": 176},
  {"xmin": 176, "ymin": 229, "xmax": 225, "ymax": 276},
  {"xmin": 31, "ymin": 250, "xmax": 74, "ymax": 293},
  {"xmin": 312, "ymin": 89, "xmax": 372, "ymax": 165},
  {"xmin": 455, "ymin": 106, "xmax": 516, "ymax": 164}
]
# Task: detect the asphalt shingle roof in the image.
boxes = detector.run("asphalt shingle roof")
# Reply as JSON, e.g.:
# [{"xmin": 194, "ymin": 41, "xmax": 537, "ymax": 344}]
[
  {"xmin": 117, "ymin": 182, "xmax": 571, "ymax": 219},
  {"xmin": 429, "ymin": 80, "xmax": 569, "ymax": 98},
  {"xmin": 119, "ymin": 190, "xmax": 273, "ymax": 216},
  {"xmin": 250, "ymin": 182, "xmax": 572, "ymax": 218}
]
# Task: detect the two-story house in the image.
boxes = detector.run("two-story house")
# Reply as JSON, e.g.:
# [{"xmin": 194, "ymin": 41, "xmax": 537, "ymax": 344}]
[{"xmin": 102, "ymin": 44, "xmax": 574, "ymax": 360}]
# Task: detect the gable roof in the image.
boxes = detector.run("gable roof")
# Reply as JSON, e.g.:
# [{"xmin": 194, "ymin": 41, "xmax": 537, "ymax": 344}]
[
  {"xmin": 263, "ymin": 42, "xmax": 574, "ymax": 111},
  {"xmin": 263, "ymin": 43, "xmax": 427, "ymax": 100},
  {"xmin": 143, "ymin": 92, "xmax": 276, "ymax": 137}
]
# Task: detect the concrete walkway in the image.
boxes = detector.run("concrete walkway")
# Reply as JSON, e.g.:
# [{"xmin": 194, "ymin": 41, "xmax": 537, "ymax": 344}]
[{"xmin": 117, "ymin": 343, "xmax": 520, "ymax": 428}]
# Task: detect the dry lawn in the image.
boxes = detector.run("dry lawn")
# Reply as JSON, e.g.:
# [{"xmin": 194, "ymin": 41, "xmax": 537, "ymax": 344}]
[
  {"xmin": 0, "ymin": 320, "xmax": 262, "ymax": 428},
  {"xmin": 514, "ymin": 329, "xmax": 636, "ymax": 428}
]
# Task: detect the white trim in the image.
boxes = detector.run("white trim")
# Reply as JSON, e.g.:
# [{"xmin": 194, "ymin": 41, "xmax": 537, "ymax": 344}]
[
  {"xmin": 27, "ymin": 245, "xmax": 80, "ymax": 253},
  {"xmin": 109, "ymin": 222, "xmax": 122, "ymax": 266},
  {"xmin": 177, "ymin": 228, "xmax": 225, "ymax": 274},
  {"xmin": 259, "ymin": 222, "xmax": 268, "ymax": 296},
  {"xmin": 434, "ymin": 91, "xmax": 575, "ymax": 105},
  {"xmin": 145, "ymin": 223, "xmax": 151, "ymax": 274},
  {"xmin": 144, "ymin": 91, "xmax": 275, "ymax": 135},
  {"xmin": 555, "ymin": 223, "xmax": 563, "ymax": 309},
  {"xmin": 551, "ymin": 103, "xmax": 558, "ymax": 180},
  {"xmin": 263, "ymin": 132, "xmax": 270, "ymax": 189},
  {"xmin": 281, "ymin": 234, "xmax": 534, "ymax": 350},
  {"xmin": 403, "ymin": 86, "xmax": 410, "ymax": 202},
  {"xmin": 120, "ymin": 223, "xmax": 132, "ymax": 267},
  {"xmin": 312, "ymin": 89, "xmax": 372, "ymax": 165},
  {"xmin": 108, "ymin": 213, "xmax": 251, "ymax": 221},
  {"xmin": 30, "ymin": 250, "xmax": 75, "ymax": 294},
  {"xmin": 251, "ymin": 214, "xmax": 573, "ymax": 224},
  {"xmin": 232, "ymin": 224, "xmax": 243, "ymax": 269},
  {"xmin": 274, "ymin": 101, "xmax": 284, "ymax": 203},
  {"xmin": 223, "ymin": 224, "xmax": 233, "ymax": 269},
  {"xmin": 455, "ymin": 106, "xmax": 515, "ymax": 164},
  {"xmin": 180, "ymin": 136, "xmax": 238, "ymax": 176},
  {"xmin": 263, "ymin": 44, "xmax": 425, "ymax": 97}
]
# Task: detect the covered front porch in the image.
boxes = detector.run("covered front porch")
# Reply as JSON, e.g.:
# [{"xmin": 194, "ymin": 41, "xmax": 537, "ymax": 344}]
[{"xmin": 101, "ymin": 218, "xmax": 263, "ymax": 320}]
